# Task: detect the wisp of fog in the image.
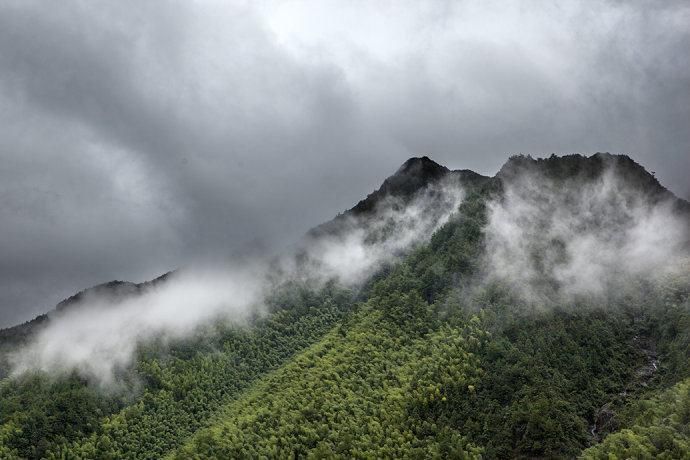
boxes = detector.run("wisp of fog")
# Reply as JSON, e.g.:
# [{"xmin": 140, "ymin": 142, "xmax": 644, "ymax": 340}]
[
  {"xmin": 8, "ymin": 179, "xmax": 466, "ymax": 384},
  {"xmin": 9, "ymin": 268, "xmax": 265, "ymax": 384},
  {"xmin": 484, "ymin": 161, "xmax": 689, "ymax": 303},
  {"xmin": 297, "ymin": 177, "xmax": 465, "ymax": 285}
]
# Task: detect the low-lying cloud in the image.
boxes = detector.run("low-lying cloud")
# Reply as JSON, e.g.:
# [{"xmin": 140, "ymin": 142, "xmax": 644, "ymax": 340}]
[
  {"xmin": 484, "ymin": 159, "xmax": 690, "ymax": 303},
  {"xmin": 9, "ymin": 267, "xmax": 265, "ymax": 384},
  {"xmin": 7, "ymin": 178, "xmax": 467, "ymax": 383},
  {"xmin": 297, "ymin": 177, "xmax": 465, "ymax": 284}
]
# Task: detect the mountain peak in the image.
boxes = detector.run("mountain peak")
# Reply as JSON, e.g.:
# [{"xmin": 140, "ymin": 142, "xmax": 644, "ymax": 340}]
[
  {"xmin": 496, "ymin": 153, "xmax": 673, "ymax": 199},
  {"xmin": 308, "ymin": 156, "xmax": 457, "ymax": 237},
  {"xmin": 383, "ymin": 156, "xmax": 449, "ymax": 193},
  {"xmin": 394, "ymin": 156, "xmax": 448, "ymax": 177},
  {"xmin": 348, "ymin": 157, "xmax": 450, "ymax": 216}
]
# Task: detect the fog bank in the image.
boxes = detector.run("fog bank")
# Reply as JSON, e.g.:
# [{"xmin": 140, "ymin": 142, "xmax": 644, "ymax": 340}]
[
  {"xmin": 484, "ymin": 160, "xmax": 690, "ymax": 303},
  {"xmin": 8, "ymin": 178, "xmax": 467, "ymax": 383}
]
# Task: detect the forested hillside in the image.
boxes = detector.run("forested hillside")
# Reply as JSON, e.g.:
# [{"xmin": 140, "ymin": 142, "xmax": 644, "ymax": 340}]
[{"xmin": 1, "ymin": 154, "xmax": 688, "ymax": 459}]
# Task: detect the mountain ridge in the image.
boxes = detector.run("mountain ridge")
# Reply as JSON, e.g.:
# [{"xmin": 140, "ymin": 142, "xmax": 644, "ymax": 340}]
[
  {"xmin": 1, "ymin": 152, "xmax": 689, "ymax": 459},
  {"xmin": 2, "ymin": 153, "xmax": 687, "ymax": 337},
  {"xmin": 0, "ymin": 272, "xmax": 174, "ymax": 346}
]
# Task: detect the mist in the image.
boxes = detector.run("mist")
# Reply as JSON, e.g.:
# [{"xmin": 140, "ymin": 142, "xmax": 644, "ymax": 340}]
[
  {"xmin": 7, "ymin": 178, "xmax": 467, "ymax": 384},
  {"xmin": 483, "ymin": 157, "xmax": 690, "ymax": 304},
  {"xmin": 1, "ymin": 0, "xmax": 689, "ymax": 327},
  {"xmin": 297, "ymin": 176, "xmax": 465, "ymax": 285},
  {"xmin": 8, "ymin": 152, "xmax": 689, "ymax": 383},
  {"xmin": 8, "ymin": 268, "xmax": 264, "ymax": 384}
]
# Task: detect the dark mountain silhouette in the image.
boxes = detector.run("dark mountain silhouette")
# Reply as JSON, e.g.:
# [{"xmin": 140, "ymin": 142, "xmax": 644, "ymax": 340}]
[
  {"xmin": 309, "ymin": 156, "xmax": 490, "ymax": 238},
  {"xmin": 3, "ymin": 153, "xmax": 688, "ymax": 342},
  {"xmin": 497, "ymin": 153, "xmax": 689, "ymax": 211},
  {"xmin": 0, "ymin": 271, "xmax": 174, "ymax": 346},
  {"xmin": 55, "ymin": 271, "xmax": 174, "ymax": 313},
  {"xmin": 349, "ymin": 156, "xmax": 489, "ymax": 215}
]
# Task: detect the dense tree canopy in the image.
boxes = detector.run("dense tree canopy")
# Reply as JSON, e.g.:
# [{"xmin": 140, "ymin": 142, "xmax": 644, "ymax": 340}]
[{"xmin": 1, "ymin": 157, "xmax": 689, "ymax": 459}]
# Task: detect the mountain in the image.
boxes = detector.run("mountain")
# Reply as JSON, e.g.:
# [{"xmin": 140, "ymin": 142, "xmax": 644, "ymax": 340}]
[
  {"xmin": 55, "ymin": 271, "xmax": 174, "ymax": 313},
  {"xmin": 0, "ymin": 272, "xmax": 174, "ymax": 350},
  {"xmin": 0, "ymin": 154, "xmax": 689, "ymax": 459},
  {"xmin": 348, "ymin": 155, "xmax": 487, "ymax": 214},
  {"xmin": 497, "ymin": 152, "xmax": 688, "ymax": 209},
  {"xmin": 309, "ymin": 156, "xmax": 489, "ymax": 240}
]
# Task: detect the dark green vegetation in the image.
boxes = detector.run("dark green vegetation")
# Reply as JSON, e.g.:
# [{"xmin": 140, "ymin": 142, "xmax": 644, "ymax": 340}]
[
  {"xmin": 1, "ymin": 283, "xmax": 353, "ymax": 459},
  {"xmin": 1, "ymin": 154, "xmax": 689, "ymax": 459}
]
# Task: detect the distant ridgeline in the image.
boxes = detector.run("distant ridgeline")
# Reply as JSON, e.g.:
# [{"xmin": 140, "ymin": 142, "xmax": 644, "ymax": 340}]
[
  {"xmin": 0, "ymin": 272, "xmax": 174, "ymax": 351},
  {"xmin": 1, "ymin": 153, "xmax": 689, "ymax": 459}
]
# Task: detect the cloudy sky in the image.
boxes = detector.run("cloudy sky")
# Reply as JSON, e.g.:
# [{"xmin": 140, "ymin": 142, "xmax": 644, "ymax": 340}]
[{"xmin": 1, "ymin": 0, "xmax": 688, "ymax": 327}]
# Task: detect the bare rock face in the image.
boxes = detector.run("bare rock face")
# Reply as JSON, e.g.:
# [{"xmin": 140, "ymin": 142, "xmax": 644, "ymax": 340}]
[{"xmin": 590, "ymin": 404, "xmax": 618, "ymax": 441}]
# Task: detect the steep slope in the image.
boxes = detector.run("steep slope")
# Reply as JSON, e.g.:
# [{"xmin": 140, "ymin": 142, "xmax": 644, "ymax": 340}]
[
  {"xmin": 171, "ymin": 154, "xmax": 690, "ymax": 459},
  {"xmin": 0, "ymin": 153, "xmax": 688, "ymax": 459},
  {"xmin": 309, "ymin": 156, "xmax": 489, "ymax": 238},
  {"xmin": 0, "ymin": 157, "xmax": 483, "ymax": 459}
]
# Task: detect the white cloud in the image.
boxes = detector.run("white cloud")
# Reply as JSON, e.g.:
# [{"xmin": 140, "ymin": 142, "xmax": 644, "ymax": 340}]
[
  {"xmin": 8, "ymin": 175, "xmax": 465, "ymax": 383},
  {"xmin": 484, "ymin": 159, "xmax": 689, "ymax": 302}
]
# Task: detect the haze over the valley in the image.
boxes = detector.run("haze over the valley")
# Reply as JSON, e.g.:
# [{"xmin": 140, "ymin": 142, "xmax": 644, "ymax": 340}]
[{"xmin": 1, "ymin": 0, "xmax": 689, "ymax": 327}]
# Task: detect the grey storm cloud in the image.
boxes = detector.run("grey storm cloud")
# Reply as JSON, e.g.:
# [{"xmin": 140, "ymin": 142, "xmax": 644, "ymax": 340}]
[{"xmin": 0, "ymin": 0, "xmax": 689, "ymax": 326}]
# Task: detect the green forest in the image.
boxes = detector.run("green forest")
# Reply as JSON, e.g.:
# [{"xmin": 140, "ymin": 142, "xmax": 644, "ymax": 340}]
[{"xmin": 1, "ymin": 154, "xmax": 689, "ymax": 459}]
